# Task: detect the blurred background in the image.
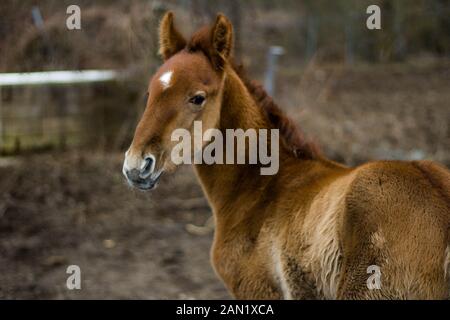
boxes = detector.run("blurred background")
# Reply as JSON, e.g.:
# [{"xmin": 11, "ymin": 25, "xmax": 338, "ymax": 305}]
[{"xmin": 0, "ymin": 0, "xmax": 448, "ymax": 299}]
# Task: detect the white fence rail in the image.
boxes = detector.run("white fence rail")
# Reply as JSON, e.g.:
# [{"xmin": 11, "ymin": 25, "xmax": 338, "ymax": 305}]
[{"xmin": 0, "ymin": 70, "xmax": 119, "ymax": 86}]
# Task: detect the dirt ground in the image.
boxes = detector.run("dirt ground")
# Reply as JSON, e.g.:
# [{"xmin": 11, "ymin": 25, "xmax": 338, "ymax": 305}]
[
  {"xmin": 0, "ymin": 61, "xmax": 448, "ymax": 299},
  {"xmin": 0, "ymin": 153, "xmax": 229, "ymax": 299}
]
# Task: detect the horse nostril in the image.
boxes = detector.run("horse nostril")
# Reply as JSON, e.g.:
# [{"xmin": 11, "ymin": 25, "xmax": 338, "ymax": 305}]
[
  {"xmin": 140, "ymin": 157, "xmax": 154, "ymax": 178},
  {"xmin": 126, "ymin": 169, "xmax": 141, "ymax": 182}
]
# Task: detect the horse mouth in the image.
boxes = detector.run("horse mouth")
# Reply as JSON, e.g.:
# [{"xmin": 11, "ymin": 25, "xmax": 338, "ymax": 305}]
[{"xmin": 129, "ymin": 171, "xmax": 163, "ymax": 191}]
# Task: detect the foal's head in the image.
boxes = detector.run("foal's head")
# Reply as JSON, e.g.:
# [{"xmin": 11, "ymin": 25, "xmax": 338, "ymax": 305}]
[{"xmin": 123, "ymin": 12, "xmax": 233, "ymax": 190}]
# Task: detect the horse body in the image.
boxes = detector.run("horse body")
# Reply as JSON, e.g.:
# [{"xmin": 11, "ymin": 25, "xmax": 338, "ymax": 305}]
[
  {"xmin": 199, "ymin": 150, "xmax": 450, "ymax": 299},
  {"xmin": 123, "ymin": 12, "xmax": 450, "ymax": 299}
]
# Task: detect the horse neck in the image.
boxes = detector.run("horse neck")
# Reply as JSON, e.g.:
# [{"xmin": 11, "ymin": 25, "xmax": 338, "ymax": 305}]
[
  {"xmin": 219, "ymin": 68, "xmax": 268, "ymax": 132},
  {"xmin": 193, "ymin": 67, "xmax": 286, "ymax": 217}
]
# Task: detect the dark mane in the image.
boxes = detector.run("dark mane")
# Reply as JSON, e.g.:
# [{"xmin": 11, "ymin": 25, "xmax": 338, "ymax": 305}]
[
  {"xmin": 187, "ymin": 25, "xmax": 320, "ymax": 160},
  {"xmin": 233, "ymin": 64, "xmax": 320, "ymax": 160}
]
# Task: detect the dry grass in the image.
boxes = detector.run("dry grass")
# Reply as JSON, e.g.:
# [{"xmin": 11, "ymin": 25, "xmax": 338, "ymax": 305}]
[{"xmin": 275, "ymin": 57, "xmax": 450, "ymax": 166}]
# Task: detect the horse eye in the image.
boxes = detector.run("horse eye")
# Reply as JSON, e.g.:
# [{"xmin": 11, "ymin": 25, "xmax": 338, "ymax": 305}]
[{"xmin": 189, "ymin": 95, "xmax": 205, "ymax": 106}]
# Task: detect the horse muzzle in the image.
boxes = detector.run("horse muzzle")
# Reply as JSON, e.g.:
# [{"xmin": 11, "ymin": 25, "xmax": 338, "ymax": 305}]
[{"xmin": 123, "ymin": 153, "xmax": 163, "ymax": 190}]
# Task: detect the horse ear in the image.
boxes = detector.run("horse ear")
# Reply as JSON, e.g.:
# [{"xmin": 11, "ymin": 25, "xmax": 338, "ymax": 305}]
[
  {"xmin": 158, "ymin": 11, "xmax": 186, "ymax": 60},
  {"xmin": 210, "ymin": 13, "xmax": 233, "ymax": 69}
]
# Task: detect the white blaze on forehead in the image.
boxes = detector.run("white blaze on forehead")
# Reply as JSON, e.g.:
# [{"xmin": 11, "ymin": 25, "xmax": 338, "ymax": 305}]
[{"xmin": 159, "ymin": 70, "xmax": 173, "ymax": 90}]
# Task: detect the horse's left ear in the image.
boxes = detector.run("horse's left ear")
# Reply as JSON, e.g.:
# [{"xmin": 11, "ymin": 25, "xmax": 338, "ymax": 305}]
[{"xmin": 210, "ymin": 14, "xmax": 233, "ymax": 70}]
